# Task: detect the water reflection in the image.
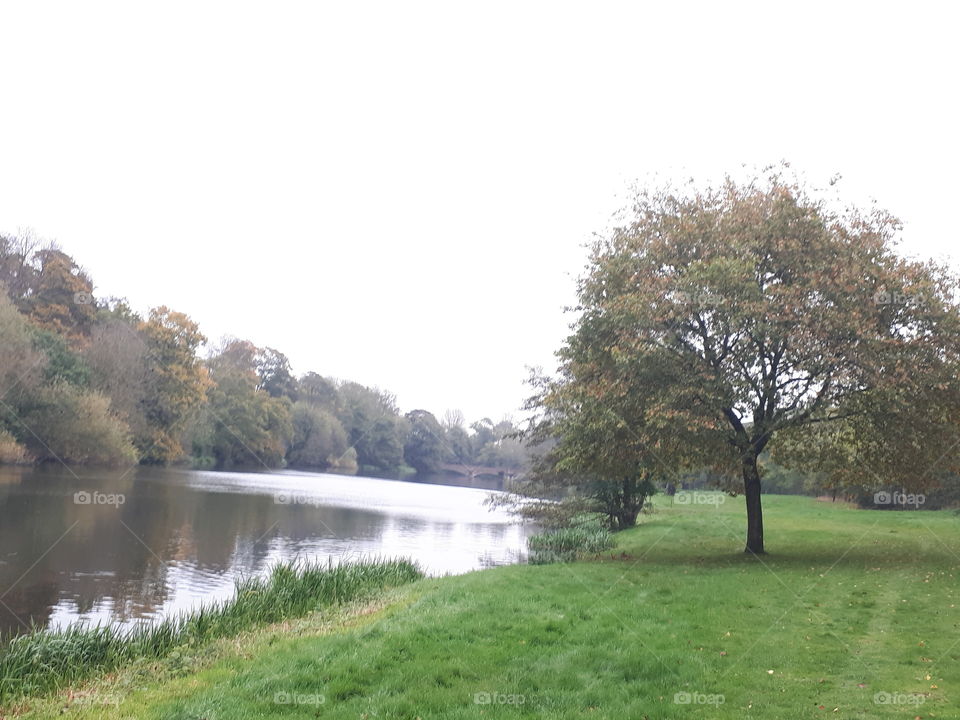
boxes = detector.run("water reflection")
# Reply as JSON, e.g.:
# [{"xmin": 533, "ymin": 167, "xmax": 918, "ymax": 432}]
[{"xmin": 0, "ymin": 465, "xmax": 528, "ymax": 635}]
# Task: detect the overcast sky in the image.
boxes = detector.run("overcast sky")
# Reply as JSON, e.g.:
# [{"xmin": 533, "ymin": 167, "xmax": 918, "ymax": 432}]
[{"xmin": 1, "ymin": 2, "xmax": 957, "ymax": 422}]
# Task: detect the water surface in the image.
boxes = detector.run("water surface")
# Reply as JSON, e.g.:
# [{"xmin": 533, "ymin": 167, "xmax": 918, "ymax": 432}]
[{"xmin": 0, "ymin": 465, "xmax": 527, "ymax": 635}]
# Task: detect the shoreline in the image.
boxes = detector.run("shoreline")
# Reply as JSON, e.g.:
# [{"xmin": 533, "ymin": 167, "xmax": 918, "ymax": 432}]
[
  {"xmin": 0, "ymin": 558, "xmax": 422, "ymax": 706},
  {"xmin": 5, "ymin": 495, "xmax": 958, "ymax": 718}
]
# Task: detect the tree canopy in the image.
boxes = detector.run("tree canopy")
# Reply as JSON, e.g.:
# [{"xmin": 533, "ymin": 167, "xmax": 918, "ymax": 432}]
[
  {"xmin": 0, "ymin": 233, "xmax": 527, "ymax": 477},
  {"xmin": 532, "ymin": 170, "xmax": 960, "ymax": 552}
]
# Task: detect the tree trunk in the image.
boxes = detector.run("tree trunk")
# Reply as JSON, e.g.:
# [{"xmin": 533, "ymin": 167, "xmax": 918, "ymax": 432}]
[{"xmin": 742, "ymin": 452, "xmax": 765, "ymax": 554}]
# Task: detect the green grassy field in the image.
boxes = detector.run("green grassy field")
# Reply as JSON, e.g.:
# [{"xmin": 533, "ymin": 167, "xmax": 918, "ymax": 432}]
[{"xmin": 10, "ymin": 494, "xmax": 960, "ymax": 719}]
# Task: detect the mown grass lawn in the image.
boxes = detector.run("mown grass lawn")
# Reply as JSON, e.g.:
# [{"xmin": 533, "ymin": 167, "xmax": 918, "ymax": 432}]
[{"xmin": 13, "ymin": 494, "xmax": 960, "ymax": 719}]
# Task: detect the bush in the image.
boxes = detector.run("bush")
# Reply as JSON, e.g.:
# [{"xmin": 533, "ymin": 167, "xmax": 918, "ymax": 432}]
[
  {"xmin": 19, "ymin": 383, "xmax": 137, "ymax": 465},
  {"xmin": 0, "ymin": 430, "xmax": 30, "ymax": 464}
]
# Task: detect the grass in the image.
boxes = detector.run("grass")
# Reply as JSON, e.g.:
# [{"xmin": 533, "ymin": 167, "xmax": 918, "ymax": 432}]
[
  {"xmin": 7, "ymin": 493, "xmax": 960, "ymax": 718},
  {"xmin": 0, "ymin": 558, "xmax": 422, "ymax": 703},
  {"xmin": 528, "ymin": 520, "xmax": 616, "ymax": 564}
]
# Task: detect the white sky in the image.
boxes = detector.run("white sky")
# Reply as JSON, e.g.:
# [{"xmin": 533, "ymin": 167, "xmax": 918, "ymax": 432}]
[{"xmin": 1, "ymin": 1, "xmax": 958, "ymax": 422}]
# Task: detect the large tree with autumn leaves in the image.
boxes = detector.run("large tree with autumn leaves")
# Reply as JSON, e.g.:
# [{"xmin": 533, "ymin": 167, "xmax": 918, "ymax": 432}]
[{"xmin": 544, "ymin": 170, "xmax": 960, "ymax": 554}]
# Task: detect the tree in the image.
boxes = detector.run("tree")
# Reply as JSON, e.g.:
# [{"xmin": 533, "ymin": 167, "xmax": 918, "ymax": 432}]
[
  {"xmin": 83, "ymin": 316, "xmax": 153, "ymax": 449},
  {"xmin": 442, "ymin": 408, "xmax": 465, "ymax": 430},
  {"xmin": 470, "ymin": 418, "xmax": 497, "ymax": 450},
  {"xmin": 298, "ymin": 372, "xmax": 341, "ymax": 411},
  {"xmin": 32, "ymin": 329, "xmax": 91, "ymax": 387},
  {"xmin": 508, "ymin": 372, "xmax": 658, "ymax": 530},
  {"xmin": 475, "ymin": 418, "xmax": 529, "ymax": 469},
  {"xmin": 0, "ymin": 291, "xmax": 138, "ymax": 466},
  {"xmin": 336, "ymin": 382, "xmax": 408, "ymax": 473},
  {"xmin": 0, "ymin": 293, "xmax": 45, "ymax": 403},
  {"xmin": 257, "ymin": 347, "xmax": 297, "ymax": 400},
  {"xmin": 0, "ymin": 293, "xmax": 46, "ymax": 455},
  {"xmin": 0, "ymin": 232, "xmax": 42, "ymax": 302},
  {"xmin": 199, "ymin": 339, "xmax": 293, "ymax": 468},
  {"xmin": 359, "ymin": 415, "xmax": 408, "ymax": 472},
  {"xmin": 288, "ymin": 402, "xmax": 356, "ymax": 472},
  {"xmin": 443, "ymin": 423, "xmax": 472, "ymax": 464},
  {"xmin": 138, "ymin": 307, "xmax": 211, "ymax": 463},
  {"xmin": 476, "ymin": 433, "xmax": 527, "ymax": 470},
  {"xmin": 22, "ymin": 248, "xmax": 97, "ymax": 339},
  {"xmin": 557, "ymin": 170, "xmax": 960, "ymax": 553},
  {"xmin": 403, "ymin": 409, "xmax": 446, "ymax": 474}
]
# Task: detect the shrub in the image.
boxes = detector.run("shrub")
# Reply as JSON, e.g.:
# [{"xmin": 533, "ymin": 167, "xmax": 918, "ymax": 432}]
[
  {"xmin": 0, "ymin": 430, "xmax": 30, "ymax": 464},
  {"xmin": 19, "ymin": 383, "xmax": 137, "ymax": 465}
]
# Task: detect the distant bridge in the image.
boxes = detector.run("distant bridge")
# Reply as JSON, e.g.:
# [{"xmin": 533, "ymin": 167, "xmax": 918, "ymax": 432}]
[{"xmin": 439, "ymin": 463, "xmax": 521, "ymax": 480}]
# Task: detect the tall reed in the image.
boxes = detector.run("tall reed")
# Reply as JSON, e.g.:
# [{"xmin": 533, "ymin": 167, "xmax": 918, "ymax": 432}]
[{"xmin": 0, "ymin": 557, "xmax": 422, "ymax": 701}]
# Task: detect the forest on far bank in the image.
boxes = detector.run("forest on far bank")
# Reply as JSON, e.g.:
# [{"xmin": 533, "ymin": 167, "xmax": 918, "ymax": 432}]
[{"xmin": 0, "ymin": 233, "xmax": 529, "ymax": 476}]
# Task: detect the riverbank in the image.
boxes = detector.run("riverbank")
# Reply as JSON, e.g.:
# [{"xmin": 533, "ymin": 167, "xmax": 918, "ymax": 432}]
[
  {"xmin": 0, "ymin": 465, "xmax": 526, "ymax": 637},
  {"xmin": 0, "ymin": 559, "xmax": 422, "ymax": 703},
  {"xmin": 8, "ymin": 495, "xmax": 960, "ymax": 718}
]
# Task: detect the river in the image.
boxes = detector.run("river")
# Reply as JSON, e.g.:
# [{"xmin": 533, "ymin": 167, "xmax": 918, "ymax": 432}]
[{"xmin": 0, "ymin": 465, "xmax": 528, "ymax": 636}]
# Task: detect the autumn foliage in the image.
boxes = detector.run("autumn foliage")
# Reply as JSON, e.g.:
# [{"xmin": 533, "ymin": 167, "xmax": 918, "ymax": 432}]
[{"xmin": 533, "ymin": 170, "xmax": 960, "ymax": 552}]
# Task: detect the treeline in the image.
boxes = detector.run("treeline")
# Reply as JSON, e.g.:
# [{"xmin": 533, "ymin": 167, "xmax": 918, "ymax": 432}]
[{"xmin": 0, "ymin": 234, "xmax": 528, "ymax": 474}]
